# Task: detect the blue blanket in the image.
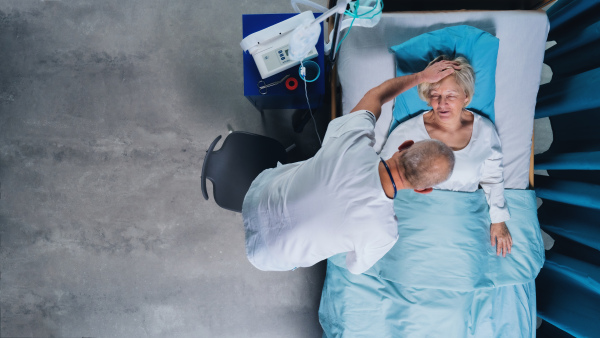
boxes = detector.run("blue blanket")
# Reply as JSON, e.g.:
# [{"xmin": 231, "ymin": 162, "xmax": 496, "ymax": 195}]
[
  {"xmin": 320, "ymin": 189, "xmax": 544, "ymax": 337},
  {"xmin": 328, "ymin": 189, "xmax": 545, "ymax": 291},
  {"xmin": 319, "ymin": 262, "xmax": 538, "ymax": 338}
]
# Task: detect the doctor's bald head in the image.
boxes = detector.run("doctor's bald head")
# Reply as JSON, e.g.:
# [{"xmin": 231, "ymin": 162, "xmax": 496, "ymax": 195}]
[{"xmin": 398, "ymin": 139, "xmax": 455, "ymax": 190}]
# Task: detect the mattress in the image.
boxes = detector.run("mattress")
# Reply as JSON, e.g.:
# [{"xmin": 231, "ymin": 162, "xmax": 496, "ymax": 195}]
[{"xmin": 337, "ymin": 11, "xmax": 550, "ymax": 189}]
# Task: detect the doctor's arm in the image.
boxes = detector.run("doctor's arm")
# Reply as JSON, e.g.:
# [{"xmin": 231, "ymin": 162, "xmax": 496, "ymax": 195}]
[{"xmin": 350, "ymin": 60, "xmax": 460, "ymax": 119}]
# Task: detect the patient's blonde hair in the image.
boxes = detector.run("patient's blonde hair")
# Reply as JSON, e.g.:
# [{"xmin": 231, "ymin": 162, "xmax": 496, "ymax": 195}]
[{"xmin": 417, "ymin": 55, "xmax": 475, "ymax": 107}]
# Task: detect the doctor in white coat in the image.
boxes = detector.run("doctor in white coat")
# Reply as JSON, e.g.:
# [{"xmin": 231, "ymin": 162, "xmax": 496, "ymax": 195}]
[{"xmin": 242, "ymin": 60, "xmax": 460, "ymax": 273}]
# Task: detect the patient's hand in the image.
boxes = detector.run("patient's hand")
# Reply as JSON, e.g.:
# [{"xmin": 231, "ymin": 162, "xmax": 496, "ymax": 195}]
[
  {"xmin": 419, "ymin": 60, "xmax": 461, "ymax": 84},
  {"xmin": 490, "ymin": 222, "xmax": 512, "ymax": 257}
]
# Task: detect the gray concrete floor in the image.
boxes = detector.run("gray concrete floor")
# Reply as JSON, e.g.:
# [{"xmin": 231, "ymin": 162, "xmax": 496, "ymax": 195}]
[{"xmin": 0, "ymin": 1, "xmax": 328, "ymax": 337}]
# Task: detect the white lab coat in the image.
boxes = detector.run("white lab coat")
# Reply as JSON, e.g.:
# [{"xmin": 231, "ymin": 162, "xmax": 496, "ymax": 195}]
[{"xmin": 243, "ymin": 111, "xmax": 398, "ymax": 274}]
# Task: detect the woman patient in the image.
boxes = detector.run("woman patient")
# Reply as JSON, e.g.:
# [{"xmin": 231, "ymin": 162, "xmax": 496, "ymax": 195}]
[{"xmin": 380, "ymin": 55, "xmax": 512, "ymax": 257}]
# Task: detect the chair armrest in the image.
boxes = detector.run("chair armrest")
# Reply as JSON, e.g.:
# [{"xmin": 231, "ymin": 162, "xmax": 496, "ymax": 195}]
[{"xmin": 201, "ymin": 135, "xmax": 222, "ymax": 200}]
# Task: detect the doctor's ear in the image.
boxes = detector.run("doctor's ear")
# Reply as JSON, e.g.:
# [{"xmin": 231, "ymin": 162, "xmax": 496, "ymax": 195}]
[
  {"xmin": 414, "ymin": 187, "xmax": 433, "ymax": 195},
  {"xmin": 398, "ymin": 140, "xmax": 415, "ymax": 152}
]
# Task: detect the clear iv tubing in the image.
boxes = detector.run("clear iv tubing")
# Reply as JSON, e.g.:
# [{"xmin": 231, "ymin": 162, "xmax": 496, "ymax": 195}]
[
  {"xmin": 346, "ymin": 0, "xmax": 384, "ymax": 19},
  {"xmin": 290, "ymin": 0, "xmax": 328, "ymax": 13},
  {"xmin": 300, "ymin": 60, "xmax": 322, "ymax": 146},
  {"xmin": 335, "ymin": 0, "xmax": 384, "ymax": 55},
  {"xmin": 292, "ymin": 0, "xmax": 383, "ymax": 146}
]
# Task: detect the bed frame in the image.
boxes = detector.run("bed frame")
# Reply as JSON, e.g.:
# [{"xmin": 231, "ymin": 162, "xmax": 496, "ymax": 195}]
[{"xmin": 325, "ymin": 1, "xmax": 543, "ymax": 188}]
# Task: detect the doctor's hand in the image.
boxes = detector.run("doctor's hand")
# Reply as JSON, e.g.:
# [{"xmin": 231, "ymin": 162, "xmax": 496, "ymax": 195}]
[
  {"xmin": 490, "ymin": 222, "xmax": 512, "ymax": 257},
  {"xmin": 419, "ymin": 60, "xmax": 461, "ymax": 84}
]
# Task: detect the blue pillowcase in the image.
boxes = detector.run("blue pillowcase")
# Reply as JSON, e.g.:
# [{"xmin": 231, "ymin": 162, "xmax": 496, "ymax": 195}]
[{"xmin": 389, "ymin": 25, "xmax": 499, "ymax": 131}]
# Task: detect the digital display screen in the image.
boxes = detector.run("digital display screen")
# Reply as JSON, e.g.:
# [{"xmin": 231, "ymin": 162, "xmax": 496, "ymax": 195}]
[{"xmin": 285, "ymin": 49, "xmax": 289, "ymax": 56}]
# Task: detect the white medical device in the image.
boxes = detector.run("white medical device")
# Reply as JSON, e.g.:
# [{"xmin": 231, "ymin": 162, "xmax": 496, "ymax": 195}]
[{"xmin": 241, "ymin": 11, "xmax": 319, "ymax": 79}]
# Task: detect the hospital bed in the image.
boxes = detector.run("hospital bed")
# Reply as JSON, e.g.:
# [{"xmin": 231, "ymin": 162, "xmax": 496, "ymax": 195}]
[{"xmin": 318, "ymin": 8, "xmax": 550, "ymax": 337}]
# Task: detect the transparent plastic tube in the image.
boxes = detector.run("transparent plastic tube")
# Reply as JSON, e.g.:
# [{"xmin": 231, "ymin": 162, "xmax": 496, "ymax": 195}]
[{"xmin": 291, "ymin": 0, "xmax": 328, "ymax": 13}]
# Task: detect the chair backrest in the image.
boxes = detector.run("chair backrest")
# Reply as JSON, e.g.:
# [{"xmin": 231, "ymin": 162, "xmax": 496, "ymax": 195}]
[{"xmin": 201, "ymin": 131, "xmax": 288, "ymax": 212}]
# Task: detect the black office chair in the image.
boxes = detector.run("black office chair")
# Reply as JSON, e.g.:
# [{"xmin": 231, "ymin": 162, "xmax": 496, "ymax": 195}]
[{"xmin": 201, "ymin": 131, "xmax": 289, "ymax": 212}]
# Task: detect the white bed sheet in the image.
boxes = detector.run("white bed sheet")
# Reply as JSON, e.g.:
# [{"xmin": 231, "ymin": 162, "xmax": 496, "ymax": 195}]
[{"xmin": 337, "ymin": 11, "xmax": 549, "ymax": 189}]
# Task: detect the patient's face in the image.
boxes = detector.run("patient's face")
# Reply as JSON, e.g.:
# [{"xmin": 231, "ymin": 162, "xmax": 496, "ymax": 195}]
[{"xmin": 428, "ymin": 76, "xmax": 469, "ymax": 121}]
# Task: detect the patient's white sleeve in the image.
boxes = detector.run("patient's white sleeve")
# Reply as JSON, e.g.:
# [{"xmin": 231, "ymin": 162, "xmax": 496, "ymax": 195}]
[{"xmin": 480, "ymin": 128, "xmax": 511, "ymax": 223}]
